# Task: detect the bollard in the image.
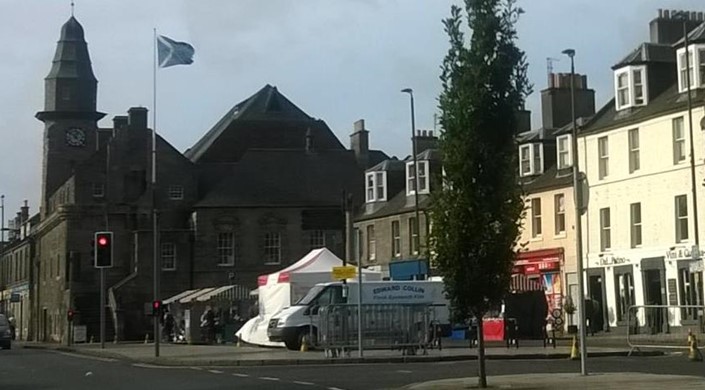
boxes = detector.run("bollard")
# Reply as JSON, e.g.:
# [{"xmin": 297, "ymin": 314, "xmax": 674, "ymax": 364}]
[
  {"xmin": 144, "ymin": 333, "xmax": 149, "ymax": 344},
  {"xmin": 89, "ymin": 335, "xmax": 94, "ymax": 344},
  {"xmin": 688, "ymin": 329, "xmax": 703, "ymax": 362},
  {"xmin": 300, "ymin": 334, "xmax": 309, "ymax": 352},
  {"xmin": 570, "ymin": 335, "xmax": 580, "ymax": 360}
]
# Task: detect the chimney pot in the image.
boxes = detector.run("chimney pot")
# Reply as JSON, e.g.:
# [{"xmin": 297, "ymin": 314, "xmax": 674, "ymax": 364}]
[
  {"xmin": 664, "ymin": 9, "xmax": 670, "ymax": 18},
  {"xmin": 658, "ymin": 9, "xmax": 663, "ymax": 18}
]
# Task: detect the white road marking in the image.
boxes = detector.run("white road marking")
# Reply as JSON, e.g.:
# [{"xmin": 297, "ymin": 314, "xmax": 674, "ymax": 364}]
[
  {"xmin": 327, "ymin": 387, "xmax": 346, "ymax": 390},
  {"xmin": 54, "ymin": 351, "xmax": 117, "ymax": 362},
  {"xmin": 232, "ymin": 373, "xmax": 250, "ymax": 378},
  {"xmin": 259, "ymin": 376, "xmax": 281, "ymax": 381},
  {"xmin": 293, "ymin": 381, "xmax": 315, "ymax": 386},
  {"xmin": 132, "ymin": 363, "xmax": 186, "ymax": 369},
  {"xmin": 208, "ymin": 369, "xmax": 224, "ymax": 374},
  {"xmin": 396, "ymin": 370, "xmax": 412, "ymax": 373}
]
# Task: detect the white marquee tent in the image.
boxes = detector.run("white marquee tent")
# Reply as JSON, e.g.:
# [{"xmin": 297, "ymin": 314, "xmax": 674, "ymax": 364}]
[{"xmin": 236, "ymin": 248, "xmax": 381, "ymax": 347}]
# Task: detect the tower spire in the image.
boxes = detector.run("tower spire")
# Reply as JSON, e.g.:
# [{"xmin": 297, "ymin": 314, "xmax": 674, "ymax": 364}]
[{"xmin": 71, "ymin": 0, "xmax": 74, "ymax": 16}]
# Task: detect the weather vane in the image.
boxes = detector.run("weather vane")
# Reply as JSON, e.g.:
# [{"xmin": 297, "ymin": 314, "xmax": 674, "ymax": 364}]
[{"xmin": 71, "ymin": 0, "xmax": 75, "ymax": 16}]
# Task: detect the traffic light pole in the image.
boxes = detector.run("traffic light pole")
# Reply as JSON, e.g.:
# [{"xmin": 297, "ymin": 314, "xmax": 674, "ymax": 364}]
[{"xmin": 100, "ymin": 268, "xmax": 105, "ymax": 349}]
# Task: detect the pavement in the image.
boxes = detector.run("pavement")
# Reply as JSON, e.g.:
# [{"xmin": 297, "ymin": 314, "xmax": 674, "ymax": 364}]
[
  {"xmin": 18, "ymin": 337, "xmax": 665, "ymax": 366},
  {"xmin": 402, "ymin": 372, "xmax": 705, "ymax": 389}
]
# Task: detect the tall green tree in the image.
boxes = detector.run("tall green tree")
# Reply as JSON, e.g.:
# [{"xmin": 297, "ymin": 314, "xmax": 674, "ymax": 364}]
[{"xmin": 431, "ymin": 0, "xmax": 531, "ymax": 387}]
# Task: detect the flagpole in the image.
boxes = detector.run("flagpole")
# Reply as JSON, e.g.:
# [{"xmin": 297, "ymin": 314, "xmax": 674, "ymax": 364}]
[{"xmin": 152, "ymin": 27, "xmax": 160, "ymax": 358}]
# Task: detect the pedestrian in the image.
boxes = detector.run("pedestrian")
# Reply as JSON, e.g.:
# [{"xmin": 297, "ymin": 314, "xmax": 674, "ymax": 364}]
[
  {"xmin": 200, "ymin": 306, "xmax": 215, "ymax": 343},
  {"xmin": 163, "ymin": 312, "xmax": 175, "ymax": 342}
]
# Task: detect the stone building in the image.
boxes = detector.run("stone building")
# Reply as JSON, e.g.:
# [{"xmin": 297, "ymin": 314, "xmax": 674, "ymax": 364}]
[
  {"xmin": 15, "ymin": 15, "xmax": 388, "ymax": 343},
  {"xmin": 353, "ymin": 128, "xmax": 439, "ymax": 276}
]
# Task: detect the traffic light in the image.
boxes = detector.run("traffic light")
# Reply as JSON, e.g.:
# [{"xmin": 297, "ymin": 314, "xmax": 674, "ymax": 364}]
[
  {"xmin": 152, "ymin": 300, "xmax": 163, "ymax": 317},
  {"xmin": 67, "ymin": 309, "xmax": 75, "ymax": 322},
  {"xmin": 94, "ymin": 231, "xmax": 113, "ymax": 268}
]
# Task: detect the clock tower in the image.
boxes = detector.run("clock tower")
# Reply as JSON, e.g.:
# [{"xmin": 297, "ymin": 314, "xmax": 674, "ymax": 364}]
[{"xmin": 36, "ymin": 16, "xmax": 105, "ymax": 213}]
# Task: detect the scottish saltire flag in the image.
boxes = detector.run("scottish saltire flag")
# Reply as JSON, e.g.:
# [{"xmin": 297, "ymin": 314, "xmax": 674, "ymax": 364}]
[{"xmin": 157, "ymin": 35, "xmax": 195, "ymax": 68}]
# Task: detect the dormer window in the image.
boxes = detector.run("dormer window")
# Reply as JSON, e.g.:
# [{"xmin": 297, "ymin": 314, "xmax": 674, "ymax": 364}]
[
  {"xmin": 556, "ymin": 135, "xmax": 572, "ymax": 169},
  {"xmin": 677, "ymin": 44, "xmax": 705, "ymax": 92},
  {"xmin": 614, "ymin": 66, "xmax": 647, "ymax": 110},
  {"xmin": 519, "ymin": 143, "xmax": 543, "ymax": 177},
  {"xmin": 365, "ymin": 171, "xmax": 387, "ymax": 202},
  {"xmin": 406, "ymin": 161, "xmax": 430, "ymax": 196}
]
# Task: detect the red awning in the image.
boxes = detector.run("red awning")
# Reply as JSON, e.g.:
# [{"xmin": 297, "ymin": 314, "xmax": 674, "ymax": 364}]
[{"xmin": 510, "ymin": 274, "xmax": 544, "ymax": 292}]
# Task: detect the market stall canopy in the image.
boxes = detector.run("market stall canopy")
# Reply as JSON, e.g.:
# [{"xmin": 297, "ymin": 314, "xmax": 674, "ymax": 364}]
[
  {"xmin": 163, "ymin": 285, "xmax": 252, "ymax": 305},
  {"xmin": 510, "ymin": 274, "xmax": 544, "ymax": 292}
]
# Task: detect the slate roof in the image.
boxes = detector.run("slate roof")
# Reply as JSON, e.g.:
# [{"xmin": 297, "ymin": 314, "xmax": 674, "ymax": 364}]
[
  {"xmin": 46, "ymin": 16, "xmax": 96, "ymax": 81},
  {"xmin": 367, "ymin": 158, "xmax": 405, "ymax": 173},
  {"xmin": 612, "ymin": 43, "xmax": 675, "ymax": 69},
  {"xmin": 520, "ymin": 165, "xmax": 573, "ymax": 194},
  {"xmin": 195, "ymin": 149, "xmax": 363, "ymax": 208},
  {"xmin": 356, "ymin": 190, "xmax": 431, "ymax": 222},
  {"xmin": 582, "ymin": 83, "xmax": 705, "ymax": 136},
  {"xmin": 185, "ymin": 85, "xmax": 345, "ymax": 163},
  {"xmin": 674, "ymin": 21, "xmax": 705, "ymax": 45}
]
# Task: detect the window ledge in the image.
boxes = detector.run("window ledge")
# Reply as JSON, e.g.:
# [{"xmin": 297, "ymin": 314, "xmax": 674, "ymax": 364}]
[
  {"xmin": 217, "ymin": 263, "xmax": 235, "ymax": 267},
  {"xmin": 162, "ymin": 268, "xmax": 176, "ymax": 272},
  {"xmin": 554, "ymin": 233, "xmax": 567, "ymax": 239},
  {"xmin": 264, "ymin": 262, "xmax": 281, "ymax": 266},
  {"xmin": 530, "ymin": 236, "xmax": 543, "ymax": 242}
]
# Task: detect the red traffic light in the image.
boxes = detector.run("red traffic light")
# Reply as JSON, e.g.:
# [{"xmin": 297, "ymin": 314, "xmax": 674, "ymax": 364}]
[
  {"xmin": 153, "ymin": 300, "xmax": 161, "ymax": 309},
  {"xmin": 97, "ymin": 235, "xmax": 109, "ymax": 246}
]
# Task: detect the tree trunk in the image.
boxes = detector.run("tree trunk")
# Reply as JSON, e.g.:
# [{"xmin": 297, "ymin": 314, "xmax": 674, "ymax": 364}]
[{"xmin": 476, "ymin": 314, "xmax": 487, "ymax": 388}]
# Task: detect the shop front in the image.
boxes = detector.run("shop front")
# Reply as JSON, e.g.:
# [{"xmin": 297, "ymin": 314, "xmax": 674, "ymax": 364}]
[
  {"xmin": 513, "ymin": 248, "xmax": 563, "ymax": 316},
  {"xmin": 587, "ymin": 245, "xmax": 704, "ymax": 332}
]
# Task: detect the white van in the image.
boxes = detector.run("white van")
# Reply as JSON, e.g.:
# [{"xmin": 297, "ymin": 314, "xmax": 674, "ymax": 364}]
[{"xmin": 267, "ymin": 280, "xmax": 450, "ymax": 350}]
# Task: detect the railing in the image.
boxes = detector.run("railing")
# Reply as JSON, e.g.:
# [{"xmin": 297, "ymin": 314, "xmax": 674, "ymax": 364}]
[
  {"xmin": 626, "ymin": 304, "xmax": 705, "ymax": 356},
  {"xmin": 318, "ymin": 304, "xmax": 438, "ymax": 357}
]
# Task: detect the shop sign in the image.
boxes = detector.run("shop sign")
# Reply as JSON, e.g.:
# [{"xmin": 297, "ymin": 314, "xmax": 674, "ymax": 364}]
[
  {"xmin": 666, "ymin": 246, "xmax": 704, "ymax": 261},
  {"xmin": 598, "ymin": 255, "xmax": 630, "ymax": 266}
]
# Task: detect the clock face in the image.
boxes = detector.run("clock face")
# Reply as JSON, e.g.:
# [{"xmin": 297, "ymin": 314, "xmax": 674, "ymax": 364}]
[{"xmin": 65, "ymin": 128, "xmax": 86, "ymax": 147}]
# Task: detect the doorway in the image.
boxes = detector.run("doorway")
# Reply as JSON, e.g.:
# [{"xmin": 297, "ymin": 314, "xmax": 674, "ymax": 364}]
[
  {"xmin": 643, "ymin": 269, "xmax": 665, "ymax": 333},
  {"xmin": 588, "ymin": 273, "xmax": 605, "ymax": 333},
  {"xmin": 641, "ymin": 257, "xmax": 667, "ymax": 334}
]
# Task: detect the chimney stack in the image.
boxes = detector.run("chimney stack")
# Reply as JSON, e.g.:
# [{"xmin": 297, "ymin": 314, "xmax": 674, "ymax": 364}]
[
  {"xmin": 113, "ymin": 115, "xmax": 128, "ymax": 131},
  {"xmin": 21, "ymin": 200, "xmax": 29, "ymax": 222},
  {"xmin": 541, "ymin": 73, "xmax": 595, "ymax": 129},
  {"xmin": 414, "ymin": 129, "xmax": 438, "ymax": 154},
  {"xmin": 128, "ymin": 107, "xmax": 148, "ymax": 130},
  {"xmin": 650, "ymin": 9, "xmax": 703, "ymax": 44},
  {"xmin": 350, "ymin": 119, "xmax": 370, "ymax": 168}
]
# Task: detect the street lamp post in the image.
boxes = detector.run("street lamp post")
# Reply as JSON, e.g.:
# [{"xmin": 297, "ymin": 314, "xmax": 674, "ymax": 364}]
[
  {"xmin": 401, "ymin": 88, "xmax": 422, "ymax": 261},
  {"xmin": 562, "ymin": 48, "xmax": 588, "ymax": 376}
]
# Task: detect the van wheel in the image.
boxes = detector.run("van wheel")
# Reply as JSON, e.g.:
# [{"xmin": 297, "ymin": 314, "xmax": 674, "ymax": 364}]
[{"xmin": 284, "ymin": 335, "xmax": 301, "ymax": 350}]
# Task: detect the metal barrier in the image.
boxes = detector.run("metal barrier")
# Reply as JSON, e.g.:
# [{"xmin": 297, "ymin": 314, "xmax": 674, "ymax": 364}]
[
  {"xmin": 318, "ymin": 304, "xmax": 437, "ymax": 357},
  {"xmin": 627, "ymin": 304, "xmax": 705, "ymax": 356}
]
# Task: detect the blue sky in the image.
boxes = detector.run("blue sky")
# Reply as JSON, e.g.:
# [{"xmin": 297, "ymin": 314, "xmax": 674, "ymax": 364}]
[{"xmin": 0, "ymin": 0, "xmax": 702, "ymax": 215}]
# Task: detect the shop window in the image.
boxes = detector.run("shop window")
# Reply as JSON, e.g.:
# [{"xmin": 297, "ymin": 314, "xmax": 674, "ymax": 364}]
[
  {"xmin": 679, "ymin": 268, "xmax": 703, "ymax": 321},
  {"xmin": 614, "ymin": 272, "xmax": 635, "ymax": 322}
]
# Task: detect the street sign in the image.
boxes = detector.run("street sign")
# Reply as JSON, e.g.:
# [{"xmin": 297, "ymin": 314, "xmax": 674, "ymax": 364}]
[
  {"xmin": 577, "ymin": 172, "xmax": 589, "ymax": 215},
  {"xmin": 332, "ymin": 266, "xmax": 357, "ymax": 280}
]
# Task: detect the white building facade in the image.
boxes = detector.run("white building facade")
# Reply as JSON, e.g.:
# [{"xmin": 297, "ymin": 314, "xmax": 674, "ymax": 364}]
[{"xmin": 577, "ymin": 11, "xmax": 705, "ymax": 333}]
